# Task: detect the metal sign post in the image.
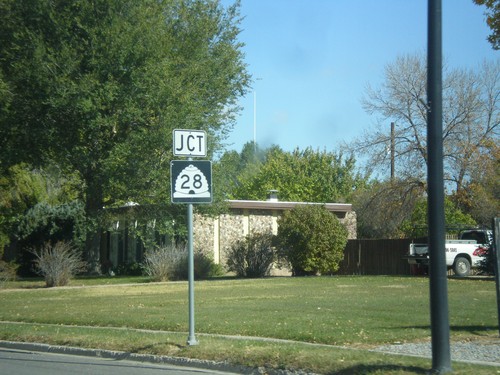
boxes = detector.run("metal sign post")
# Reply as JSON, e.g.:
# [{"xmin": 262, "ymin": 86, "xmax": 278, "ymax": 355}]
[
  {"xmin": 171, "ymin": 129, "xmax": 211, "ymax": 346},
  {"xmin": 186, "ymin": 198, "xmax": 198, "ymax": 346}
]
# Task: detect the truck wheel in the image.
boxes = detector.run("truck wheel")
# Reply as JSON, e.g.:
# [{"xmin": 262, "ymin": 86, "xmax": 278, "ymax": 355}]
[{"xmin": 453, "ymin": 257, "xmax": 471, "ymax": 277}]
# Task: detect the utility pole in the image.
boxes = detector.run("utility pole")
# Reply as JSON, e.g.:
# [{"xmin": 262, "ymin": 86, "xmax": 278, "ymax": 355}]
[
  {"xmin": 427, "ymin": 0, "xmax": 452, "ymax": 372},
  {"xmin": 390, "ymin": 122, "xmax": 395, "ymax": 180}
]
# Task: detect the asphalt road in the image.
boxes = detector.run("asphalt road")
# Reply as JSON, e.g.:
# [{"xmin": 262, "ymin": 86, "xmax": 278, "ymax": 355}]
[{"xmin": 0, "ymin": 348, "xmax": 240, "ymax": 375}]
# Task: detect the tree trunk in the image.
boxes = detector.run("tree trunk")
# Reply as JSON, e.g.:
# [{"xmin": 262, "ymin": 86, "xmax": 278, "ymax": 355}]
[{"xmin": 84, "ymin": 173, "xmax": 104, "ymax": 275}]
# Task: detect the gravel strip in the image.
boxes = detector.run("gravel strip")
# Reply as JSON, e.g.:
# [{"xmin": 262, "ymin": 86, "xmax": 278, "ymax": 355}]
[{"xmin": 374, "ymin": 340, "xmax": 500, "ymax": 365}]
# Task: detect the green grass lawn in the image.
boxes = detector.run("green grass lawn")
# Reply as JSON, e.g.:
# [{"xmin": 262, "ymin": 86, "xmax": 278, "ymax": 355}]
[{"xmin": 0, "ymin": 276, "xmax": 498, "ymax": 374}]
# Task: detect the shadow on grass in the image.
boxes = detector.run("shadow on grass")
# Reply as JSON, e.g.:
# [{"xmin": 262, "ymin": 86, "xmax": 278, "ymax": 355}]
[
  {"xmin": 330, "ymin": 364, "xmax": 428, "ymax": 374},
  {"xmin": 449, "ymin": 325, "xmax": 498, "ymax": 335},
  {"xmin": 405, "ymin": 324, "xmax": 497, "ymax": 335},
  {"xmin": 4, "ymin": 276, "xmax": 154, "ymax": 289},
  {"xmin": 448, "ymin": 276, "xmax": 495, "ymax": 281}
]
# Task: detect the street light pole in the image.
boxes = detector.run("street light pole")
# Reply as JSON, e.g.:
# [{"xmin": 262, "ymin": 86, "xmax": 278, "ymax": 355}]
[
  {"xmin": 427, "ymin": 0, "xmax": 451, "ymax": 372},
  {"xmin": 253, "ymin": 90, "xmax": 257, "ymax": 153}
]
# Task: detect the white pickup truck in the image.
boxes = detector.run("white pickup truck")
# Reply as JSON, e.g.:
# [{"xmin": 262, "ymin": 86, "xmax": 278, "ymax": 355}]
[{"xmin": 406, "ymin": 229, "xmax": 492, "ymax": 277}]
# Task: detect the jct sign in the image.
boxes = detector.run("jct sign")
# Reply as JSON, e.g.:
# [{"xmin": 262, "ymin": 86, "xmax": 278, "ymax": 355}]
[{"xmin": 173, "ymin": 129, "xmax": 206, "ymax": 157}]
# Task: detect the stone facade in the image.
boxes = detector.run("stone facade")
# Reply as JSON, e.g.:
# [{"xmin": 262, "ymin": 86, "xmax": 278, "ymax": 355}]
[
  {"xmin": 193, "ymin": 200, "xmax": 357, "ymax": 265},
  {"xmin": 99, "ymin": 199, "xmax": 357, "ymax": 271}
]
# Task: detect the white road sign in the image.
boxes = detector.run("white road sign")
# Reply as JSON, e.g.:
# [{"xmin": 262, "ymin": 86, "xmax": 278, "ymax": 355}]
[
  {"xmin": 171, "ymin": 160, "xmax": 212, "ymax": 204},
  {"xmin": 173, "ymin": 129, "xmax": 207, "ymax": 157}
]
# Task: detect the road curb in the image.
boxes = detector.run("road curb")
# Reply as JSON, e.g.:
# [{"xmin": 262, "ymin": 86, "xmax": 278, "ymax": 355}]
[{"xmin": 0, "ymin": 340, "xmax": 271, "ymax": 374}]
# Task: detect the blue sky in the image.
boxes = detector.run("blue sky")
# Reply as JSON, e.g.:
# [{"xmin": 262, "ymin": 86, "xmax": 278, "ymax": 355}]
[{"xmin": 221, "ymin": 0, "xmax": 498, "ymax": 153}]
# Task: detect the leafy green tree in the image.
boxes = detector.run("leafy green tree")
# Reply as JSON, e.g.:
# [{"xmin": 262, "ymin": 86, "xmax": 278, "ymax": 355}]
[
  {"xmin": 474, "ymin": 0, "xmax": 500, "ymax": 49},
  {"xmin": 214, "ymin": 141, "xmax": 267, "ymax": 200},
  {"xmin": 453, "ymin": 141, "xmax": 499, "ymax": 226},
  {"xmin": 0, "ymin": 163, "xmax": 81, "ymax": 257},
  {"xmin": 231, "ymin": 147, "xmax": 365, "ymax": 203},
  {"xmin": 460, "ymin": 180, "xmax": 499, "ymax": 227},
  {"xmin": 17, "ymin": 201, "xmax": 87, "ymax": 246},
  {"xmin": 0, "ymin": 0, "xmax": 250, "ymax": 269},
  {"xmin": 276, "ymin": 205, "xmax": 348, "ymax": 276},
  {"xmin": 400, "ymin": 196, "xmax": 477, "ymax": 238}
]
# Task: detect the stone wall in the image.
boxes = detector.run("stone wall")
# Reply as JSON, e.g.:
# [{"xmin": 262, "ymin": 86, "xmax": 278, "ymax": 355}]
[
  {"xmin": 343, "ymin": 211, "xmax": 357, "ymax": 239},
  {"xmin": 193, "ymin": 209, "xmax": 356, "ymax": 266}
]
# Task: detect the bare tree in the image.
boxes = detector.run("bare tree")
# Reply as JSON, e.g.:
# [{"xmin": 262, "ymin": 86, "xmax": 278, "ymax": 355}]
[
  {"xmin": 351, "ymin": 54, "xmax": 499, "ymax": 196},
  {"xmin": 444, "ymin": 60, "xmax": 500, "ymax": 196},
  {"xmin": 353, "ymin": 179, "xmax": 425, "ymax": 239},
  {"xmin": 458, "ymin": 140, "xmax": 499, "ymax": 226}
]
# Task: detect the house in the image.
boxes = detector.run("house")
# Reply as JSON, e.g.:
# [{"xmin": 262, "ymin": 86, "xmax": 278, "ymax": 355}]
[
  {"xmin": 193, "ymin": 197, "xmax": 356, "ymax": 266},
  {"xmin": 101, "ymin": 195, "xmax": 357, "ymax": 272}
]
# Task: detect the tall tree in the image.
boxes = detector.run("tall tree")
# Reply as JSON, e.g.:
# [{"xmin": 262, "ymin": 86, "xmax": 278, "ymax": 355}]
[
  {"xmin": 456, "ymin": 140, "xmax": 499, "ymax": 226},
  {"xmin": 350, "ymin": 54, "xmax": 499, "ymax": 198},
  {"xmin": 474, "ymin": 0, "xmax": 500, "ymax": 49},
  {"xmin": 0, "ymin": 0, "xmax": 250, "ymax": 268},
  {"xmin": 399, "ymin": 196, "xmax": 477, "ymax": 238},
  {"xmin": 213, "ymin": 141, "xmax": 266, "ymax": 200},
  {"xmin": 230, "ymin": 146, "xmax": 365, "ymax": 203},
  {"xmin": 0, "ymin": 163, "xmax": 81, "ymax": 256}
]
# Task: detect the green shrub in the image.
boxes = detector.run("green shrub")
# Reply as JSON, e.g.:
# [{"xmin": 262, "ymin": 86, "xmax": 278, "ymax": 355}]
[
  {"xmin": 477, "ymin": 232, "xmax": 495, "ymax": 276},
  {"xmin": 0, "ymin": 260, "xmax": 18, "ymax": 287},
  {"xmin": 16, "ymin": 201, "xmax": 87, "ymax": 276},
  {"xmin": 226, "ymin": 232, "xmax": 276, "ymax": 278},
  {"xmin": 276, "ymin": 205, "xmax": 348, "ymax": 276},
  {"xmin": 31, "ymin": 241, "xmax": 87, "ymax": 287},
  {"xmin": 478, "ymin": 247, "xmax": 495, "ymax": 275},
  {"xmin": 176, "ymin": 251, "xmax": 225, "ymax": 280},
  {"xmin": 114, "ymin": 262, "xmax": 143, "ymax": 276},
  {"xmin": 17, "ymin": 201, "xmax": 87, "ymax": 247}
]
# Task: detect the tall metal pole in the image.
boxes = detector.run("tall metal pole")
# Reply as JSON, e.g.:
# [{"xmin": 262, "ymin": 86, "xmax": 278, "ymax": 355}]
[
  {"xmin": 427, "ymin": 0, "xmax": 451, "ymax": 372},
  {"xmin": 187, "ymin": 202, "xmax": 198, "ymax": 345},
  {"xmin": 186, "ymin": 157, "xmax": 198, "ymax": 345}
]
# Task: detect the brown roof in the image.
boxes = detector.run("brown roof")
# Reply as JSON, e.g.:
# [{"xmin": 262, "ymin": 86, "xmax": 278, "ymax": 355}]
[{"xmin": 226, "ymin": 200, "xmax": 352, "ymax": 212}]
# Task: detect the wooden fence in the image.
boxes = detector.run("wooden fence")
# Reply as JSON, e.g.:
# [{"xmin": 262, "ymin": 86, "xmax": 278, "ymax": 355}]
[{"xmin": 337, "ymin": 239, "xmax": 418, "ymax": 276}]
